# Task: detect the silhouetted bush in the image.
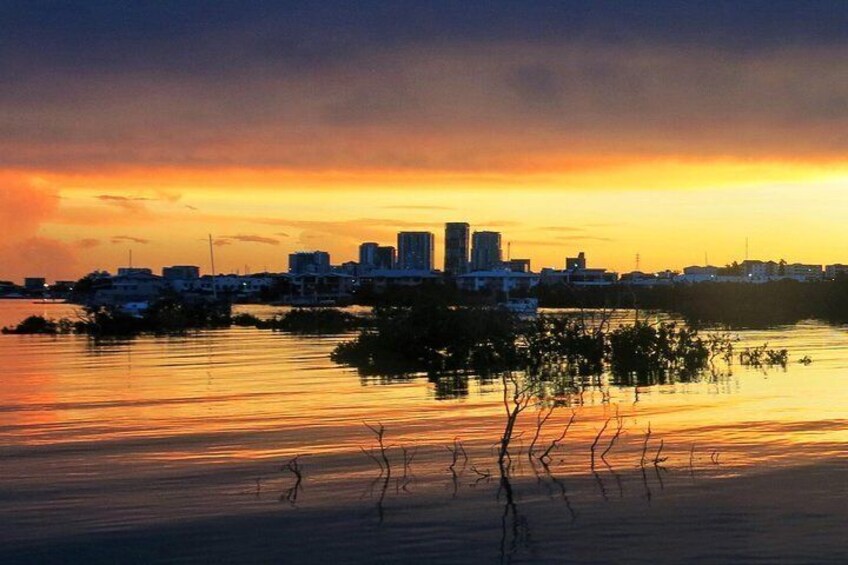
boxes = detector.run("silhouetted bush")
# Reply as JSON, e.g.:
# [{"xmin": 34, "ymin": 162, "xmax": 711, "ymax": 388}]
[
  {"xmin": 332, "ymin": 306, "xmax": 741, "ymax": 387},
  {"xmin": 2, "ymin": 315, "xmax": 67, "ymax": 335},
  {"xmin": 332, "ymin": 304, "xmax": 523, "ymax": 375},
  {"xmin": 252, "ymin": 308, "xmax": 365, "ymax": 334}
]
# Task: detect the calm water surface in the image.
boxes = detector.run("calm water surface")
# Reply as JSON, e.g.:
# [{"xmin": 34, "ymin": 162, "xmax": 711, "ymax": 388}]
[{"xmin": 0, "ymin": 300, "xmax": 846, "ymax": 563}]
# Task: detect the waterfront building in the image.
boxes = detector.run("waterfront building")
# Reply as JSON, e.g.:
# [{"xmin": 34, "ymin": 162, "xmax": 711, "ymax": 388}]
[
  {"xmin": 91, "ymin": 271, "xmax": 167, "ymax": 306},
  {"xmin": 783, "ymin": 263, "xmax": 823, "ymax": 282},
  {"xmin": 334, "ymin": 261, "xmax": 360, "ymax": 276},
  {"xmin": 677, "ymin": 265, "xmax": 720, "ymax": 284},
  {"xmin": 397, "ymin": 232, "xmax": 434, "ymax": 271},
  {"xmin": 288, "ymin": 251, "xmax": 331, "ymax": 275},
  {"xmin": 741, "ymin": 260, "xmax": 779, "ymax": 281},
  {"xmin": 456, "ymin": 270, "xmax": 539, "ymax": 294},
  {"xmin": 288, "ymin": 273, "xmax": 355, "ymax": 304},
  {"xmin": 540, "ymin": 267, "xmax": 617, "ymax": 286},
  {"xmin": 566, "ymin": 252, "xmax": 587, "ymax": 271},
  {"xmin": 620, "ymin": 270, "xmax": 676, "ymax": 287},
  {"xmin": 444, "ymin": 222, "xmax": 470, "ymax": 275},
  {"xmin": 117, "ymin": 268, "xmax": 153, "ymax": 276},
  {"xmin": 162, "ymin": 265, "xmax": 200, "ymax": 280},
  {"xmin": 470, "ymin": 231, "xmax": 502, "ymax": 272},
  {"xmin": 23, "ymin": 277, "xmax": 46, "ymax": 292},
  {"xmin": 506, "ymin": 259, "xmax": 531, "ymax": 273},
  {"xmin": 825, "ymin": 264, "xmax": 848, "ymax": 280},
  {"xmin": 358, "ymin": 269, "xmax": 441, "ymax": 293}
]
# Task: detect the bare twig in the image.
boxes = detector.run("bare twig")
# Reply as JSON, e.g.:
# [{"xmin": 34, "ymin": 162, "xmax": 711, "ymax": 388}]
[
  {"xmin": 653, "ymin": 438, "xmax": 668, "ymax": 466},
  {"xmin": 590, "ymin": 418, "xmax": 611, "ymax": 469},
  {"xmin": 364, "ymin": 421, "xmax": 392, "ymax": 478},
  {"xmin": 528, "ymin": 404, "xmax": 556, "ymax": 461},
  {"xmin": 539, "ymin": 410, "xmax": 576, "ymax": 462},
  {"xmin": 640, "ymin": 423, "xmax": 652, "ymax": 467},
  {"xmin": 447, "ymin": 437, "xmax": 468, "ymax": 472},
  {"xmin": 601, "ymin": 407, "xmax": 624, "ymax": 463},
  {"xmin": 280, "ymin": 455, "xmax": 304, "ymax": 505}
]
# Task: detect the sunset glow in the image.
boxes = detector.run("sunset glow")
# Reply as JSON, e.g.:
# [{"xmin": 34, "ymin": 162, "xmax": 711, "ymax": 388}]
[{"xmin": 2, "ymin": 2, "xmax": 848, "ymax": 281}]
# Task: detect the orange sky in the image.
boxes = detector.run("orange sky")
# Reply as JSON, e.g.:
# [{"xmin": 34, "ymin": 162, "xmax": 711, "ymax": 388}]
[{"xmin": 3, "ymin": 158, "xmax": 848, "ymax": 281}]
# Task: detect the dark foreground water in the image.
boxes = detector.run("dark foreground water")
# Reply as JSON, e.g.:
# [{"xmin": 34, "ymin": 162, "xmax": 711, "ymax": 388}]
[{"xmin": 0, "ymin": 301, "xmax": 846, "ymax": 563}]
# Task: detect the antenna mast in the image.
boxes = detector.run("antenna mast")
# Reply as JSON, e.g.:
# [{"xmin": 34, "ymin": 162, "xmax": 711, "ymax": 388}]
[{"xmin": 208, "ymin": 234, "xmax": 218, "ymax": 300}]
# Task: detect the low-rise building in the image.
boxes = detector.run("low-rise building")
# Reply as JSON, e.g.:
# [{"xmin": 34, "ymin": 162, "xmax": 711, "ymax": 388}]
[
  {"xmin": 91, "ymin": 271, "xmax": 167, "ymax": 306},
  {"xmin": 540, "ymin": 268, "xmax": 617, "ymax": 286},
  {"xmin": 358, "ymin": 269, "xmax": 441, "ymax": 293},
  {"xmin": 162, "ymin": 265, "xmax": 200, "ymax": 280},
  {"xmin": 457, "ymin": 270, "xmax": 539, "ymax": 293},
  {"xmin": 825, "ymin": 264, "xmax": 848, "ymax": 280},
  {"xmin": 677, "ymin": 265, "xmax": 720, "ymax": 284},
  {"xmin": 782, "ymin": 263, "xmax": 823, "ymax": 282}
]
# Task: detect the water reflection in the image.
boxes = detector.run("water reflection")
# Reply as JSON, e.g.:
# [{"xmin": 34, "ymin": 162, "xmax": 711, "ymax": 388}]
[{"xmin": 1, "ymin": 302, "xmax": 847, "ymax": 559}]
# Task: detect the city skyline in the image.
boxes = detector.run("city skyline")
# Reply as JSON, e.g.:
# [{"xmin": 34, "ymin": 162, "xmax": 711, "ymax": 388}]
[{"xmin": 2, "ymin": 2, "xmax": 848, "ymax": 280}]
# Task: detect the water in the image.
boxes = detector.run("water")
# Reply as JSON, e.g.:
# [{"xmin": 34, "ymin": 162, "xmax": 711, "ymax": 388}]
[{"xmin": 1, "ymin": 300, "xmax": 846, "ymax": 563}]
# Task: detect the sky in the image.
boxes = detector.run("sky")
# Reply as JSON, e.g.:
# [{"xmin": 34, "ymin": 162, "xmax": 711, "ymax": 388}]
[{"xmin": 2, "ymin": 1, "xmax": 848, "ymax": 281}]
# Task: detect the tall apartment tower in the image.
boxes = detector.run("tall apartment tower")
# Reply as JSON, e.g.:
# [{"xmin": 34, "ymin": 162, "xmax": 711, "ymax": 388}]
[
  {"xmin": 375, "ymin": 246, "xmax": 396, "ymax": 270},
  {"xmin": 397, "ymin": 232, "xmax": 435, "ymax": 271},
  {"xmin": 359, "ymin": 242, "xmax": 380, "ymax": 272},
  {"xmin": 444, "ymin": 222, "xmax": 470, "ymax": 276},
  {"xmin": 471, "ymin": 231, "xmax": 502, "ymax": 271},
  {"xmin": 288, "ymin": 251, "xmax": 331, "ymax": 274}
]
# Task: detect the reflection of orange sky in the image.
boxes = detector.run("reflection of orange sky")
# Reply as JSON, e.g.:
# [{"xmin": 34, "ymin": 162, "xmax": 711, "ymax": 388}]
[
  {"xmin": 3, "ymin": 321, "xmax": 846, "ymax": 471},
  {"xmin": 2, "ymin": 157, "xmax": 848, "ymax": 280}
]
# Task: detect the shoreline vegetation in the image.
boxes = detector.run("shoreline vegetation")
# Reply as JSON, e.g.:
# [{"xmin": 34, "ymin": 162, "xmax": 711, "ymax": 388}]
[
  {"xmin": 330, "ymin": 304, "xmax": 790, "ymax": 385},
  {"xmin": 2, "ymin": 302, "xmax": 792, "ymax": 380}
]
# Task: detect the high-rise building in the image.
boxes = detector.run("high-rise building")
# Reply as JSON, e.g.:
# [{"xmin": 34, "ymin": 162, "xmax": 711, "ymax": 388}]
[
  {"xmin": 444, "ymin": 222, "xmax": 470, "ymax": 276},
  {"xmin": 359, "ymin": 242, "xmax": 380, "ymax": 272},
  {"xmin": 471, "ymin": 231, "xmax": 502, "ymax": 271},
  {"xmin": 397, "ymin": 232, "xmax": 434, "ymax": 271},
  {"xmin": 289, "ymin": 251, "xmax": 331, "ymax": 274},
  {"xmin": 375, "ymin": 246, "xmax": 396, "ymax": 270}
]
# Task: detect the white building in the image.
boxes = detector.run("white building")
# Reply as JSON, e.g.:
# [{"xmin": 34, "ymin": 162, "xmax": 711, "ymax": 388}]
[{"xmin": 457, "ymin": 270, "xmax": 539, "ymax": 293}]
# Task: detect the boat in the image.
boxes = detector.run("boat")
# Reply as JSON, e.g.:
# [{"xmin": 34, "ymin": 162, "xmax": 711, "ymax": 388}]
[{"xmin": 500, "ymin": 297, "xmax": 539, "ymax": 317}]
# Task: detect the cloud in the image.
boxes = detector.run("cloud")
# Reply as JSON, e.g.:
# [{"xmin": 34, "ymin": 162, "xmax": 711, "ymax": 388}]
[
  {"xmin": 2, "ymin": 4, "xmax": 847, "ymax": 173},
  {"xmin": 217, "ymin": 234, "xmax": 280, "ymax": 246},
  {"xmin": 111, "ymin": 235, "xmax": 150, "ymax": 244},
  {"xmin": 0, "ymin": 237, "xmax": 79, "ymax": 281},
  {"xmin": 0, "ymin": 177, "xmax": 60, "ymax": 235},
  {"xmin": 75, "ymin": 238, "xmax": 101, "ymax": 249}
]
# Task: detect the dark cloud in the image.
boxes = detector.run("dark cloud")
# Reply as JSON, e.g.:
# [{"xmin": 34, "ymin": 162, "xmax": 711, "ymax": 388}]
[
  {"xmin": 217, "ymin": 234, "xmax": 279, "ymax": 246},
  {"xmin": 2, "ymin": 2, "xmax": 848, "ymax": 170}
]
